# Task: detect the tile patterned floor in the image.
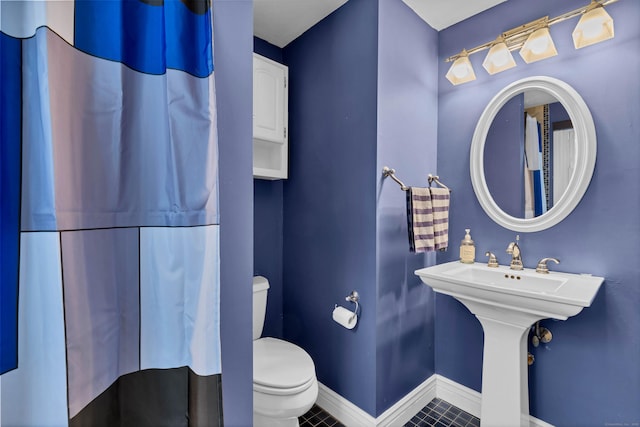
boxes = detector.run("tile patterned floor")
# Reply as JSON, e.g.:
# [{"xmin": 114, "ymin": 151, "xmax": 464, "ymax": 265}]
[
  {"xmin": 405, "ymin": 398, "xmax": 480, "ymax": 427},
  {"xmin": 299, "ymin": 398, "xmax": 480, "ymax": 427},
  {"xmin": 299, "ymin": 404, "xmax": 345, "ymax": 427}
]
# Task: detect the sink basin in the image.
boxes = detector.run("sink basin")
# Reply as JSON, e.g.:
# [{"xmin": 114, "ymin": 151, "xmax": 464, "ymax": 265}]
[
  {"xmin": 446, "ymin": 264, "xmax": 566, "ymax": 293},
  {"xmin": 416, "ymin": 261, "xmax": 603, "ymax": 321},
  {"xmin": 416, "ymin": 261, "xmax": 604, "ymax": 427}
]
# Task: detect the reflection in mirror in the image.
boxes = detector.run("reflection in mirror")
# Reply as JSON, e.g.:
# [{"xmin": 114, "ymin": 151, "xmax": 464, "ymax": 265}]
[
  {"xmin": 470, "ymin": 76, "xmax": 596, "ymax": 233},
  {"xmin": 484, "ymin": 90, "xmax": 574, "ymax": 219}
]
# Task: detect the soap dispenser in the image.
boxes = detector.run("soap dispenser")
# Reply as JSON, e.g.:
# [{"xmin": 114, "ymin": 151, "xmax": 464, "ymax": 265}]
[{"xmin": 460, "ymin": 228, "xmax": 476, "ymax": 264}]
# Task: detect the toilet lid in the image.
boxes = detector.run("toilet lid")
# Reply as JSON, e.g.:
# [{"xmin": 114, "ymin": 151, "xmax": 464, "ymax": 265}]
[{"xmin": 253, "ymin": 338, "xmax": 316, "ymax": 390}]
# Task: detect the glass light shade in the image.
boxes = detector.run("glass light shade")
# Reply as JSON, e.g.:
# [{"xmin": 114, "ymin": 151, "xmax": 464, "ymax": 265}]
[
  {"xmin": 572, "ymin": 6, "xmax": 614, "ymax": 49},
  {"xmin": 519, "ymin": 27, "xmax": 558, "ymax": 63},
  {"xmin": 482, "ymin": 42, "xmax": 516, "ymax": 75},
  {"xmin": 446, "ymin": 55, "xmax": 476, "ymax": 85}
]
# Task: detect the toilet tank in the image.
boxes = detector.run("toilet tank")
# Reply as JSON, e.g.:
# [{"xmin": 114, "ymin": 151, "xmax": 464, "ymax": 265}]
[{"xmin": 252, "ymin": 276, "xmax": 270, "ymax": 340}]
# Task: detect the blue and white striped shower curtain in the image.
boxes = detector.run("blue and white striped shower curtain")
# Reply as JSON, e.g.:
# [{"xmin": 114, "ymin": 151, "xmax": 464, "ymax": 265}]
[{"xmin": 0, "ymin": 1, "xmax": 222, "ymax": 425}]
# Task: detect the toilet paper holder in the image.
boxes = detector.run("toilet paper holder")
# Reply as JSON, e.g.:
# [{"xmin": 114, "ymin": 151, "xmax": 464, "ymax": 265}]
[{"xmin": 336, "ymin": 290, "xmax": 360, "ymax": 317}]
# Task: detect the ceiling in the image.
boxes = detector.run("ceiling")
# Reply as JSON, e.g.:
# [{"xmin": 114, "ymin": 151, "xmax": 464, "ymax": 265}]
[
  {"xmin": 254, "ymin": 0, "xmax": 349, "ymax": 48},
  {"xmin": 253, "ymin": 0, "xmax": 508, "ymax": 48},
  {"xmin": 402, "ymin": 0, "xmax": 507, "ymax": 31}
]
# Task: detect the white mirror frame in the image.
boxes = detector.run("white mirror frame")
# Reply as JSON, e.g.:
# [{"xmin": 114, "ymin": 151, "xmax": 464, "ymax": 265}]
[{"xmin": 470, "ymin": 76, "xmax": 596, "ymax": 232}]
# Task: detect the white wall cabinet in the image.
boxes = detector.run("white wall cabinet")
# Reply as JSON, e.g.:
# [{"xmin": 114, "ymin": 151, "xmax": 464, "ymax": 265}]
[{"xmin": 253, "ymin": 53, "xmax": 288, "ymax": 180}]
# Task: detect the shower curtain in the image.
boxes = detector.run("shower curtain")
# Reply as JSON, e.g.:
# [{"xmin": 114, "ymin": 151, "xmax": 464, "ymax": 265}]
[
  {"xmin": 552, "ymin": 128, "xmax": 576, "ymax": 205},
  {"xmin": 524, "ymin": 113, "xmax": 547, "ymax": 218},
  {"xmin": 0, "ymin": 1, "xmax": 222, "ymax": 426}
]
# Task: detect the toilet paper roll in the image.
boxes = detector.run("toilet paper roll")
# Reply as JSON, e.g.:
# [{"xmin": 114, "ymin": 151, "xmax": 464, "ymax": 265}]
[{"xmin": 332, "ymin": 306, "xmax": 357, "ymax": 329}]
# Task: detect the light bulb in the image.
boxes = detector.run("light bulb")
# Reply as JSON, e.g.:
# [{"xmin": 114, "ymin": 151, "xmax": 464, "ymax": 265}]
[
  {"xmin": 572, "ymin": 6, "xmax": 614, "ymax": 49},
  {"xmin": 482, "ymin": 41, "xmax": 516, "ymax": 75},
  {"xmin": 490, "ymin": 50, "xmax": 510, "ymax": 67},
  {"xmin": 529, "ymin": 34, "xmax": 549, "ymax": 54},
  {"xmin": 452, "ymin": 63, "xmax": 470, "ymax": 79},
  {"xmin": 446, "ymin": 54, "xmax": 476, "ymax": 85},
  {"xmin": 520, "ymin": 27, "xmax": 557, "ymax": 64},
  {"xmin": 580, "ymin": 17, "xmax": 606, "ymax": 39}
]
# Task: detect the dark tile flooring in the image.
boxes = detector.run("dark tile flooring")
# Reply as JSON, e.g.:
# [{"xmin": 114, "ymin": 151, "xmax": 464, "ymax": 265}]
[
  {"xmin": 405, "ymin": 398, "xmax": 480, "ymax": 427},
  {"xmin": 299, "ymin": 404, "xmax": 345, "ymax": 427},
  {"xmin": 299, "ymin": 398, "xmax": 480, "ymax": 427}
]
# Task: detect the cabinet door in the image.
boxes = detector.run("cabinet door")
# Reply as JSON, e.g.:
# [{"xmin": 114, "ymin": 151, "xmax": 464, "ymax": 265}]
[{"xmin": 253, "ymin": 54, "xmax": 287, "ymax": 144}]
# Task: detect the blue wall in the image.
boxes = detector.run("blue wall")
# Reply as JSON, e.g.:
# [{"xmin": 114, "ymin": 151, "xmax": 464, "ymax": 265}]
[
  {"xmin": 282, "ymin": 0, "xmax": 379, "ymax": 415},
  {"xmin": 484, "ymin": 94, "xmax": 524, "ymax": 218},
  {"xmin": 437, "ymin": 0, "xmax": 640, "ymax": 425},
  {"xmin": 254, "ymin": 179, "xmax": 284, "ymax": 338},
  {"xmin": 214, "ymin": 1, "xmax": 254, "ymax": 425},
  {"xmin": 252, "ymin": 0, "xmax": 640, "ymax": 423},
  {"xmin": 253, "ymin": 38, "xmax": 286, "ymax": 339},
  {"xmin": 375, "ymin": 0, "xmax": 439, "ymax": 414},
  {"xmin": 254, "ymin": 0, "xmax": 439, "ymax": 417}
]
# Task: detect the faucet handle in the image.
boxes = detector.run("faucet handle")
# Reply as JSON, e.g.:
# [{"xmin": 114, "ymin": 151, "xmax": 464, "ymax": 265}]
[
  {"xmin": 536, "ymin": 257, "xmax": 560, "ymax": 274},
  {"xmin": 485, "ymin": 251, "xmax": 499, "ymax": 268},
  {"xmin": 506, "ymin": 235, "xmax": 520, "ymax": 254}
]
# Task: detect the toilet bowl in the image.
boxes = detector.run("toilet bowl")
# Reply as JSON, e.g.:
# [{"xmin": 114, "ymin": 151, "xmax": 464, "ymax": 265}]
[
  {"xmin": 253, "ymin": 276, "xmax": 318, "ymax": 426},
  {"xmin": 253, "ymin": 337, "xmax": 318, "ymax": 426}
]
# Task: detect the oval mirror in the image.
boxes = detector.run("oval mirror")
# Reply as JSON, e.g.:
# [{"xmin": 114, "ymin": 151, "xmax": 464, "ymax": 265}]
[{"xmin": 470, "ymin": 76, "xmax": 596, "ymax": 232}]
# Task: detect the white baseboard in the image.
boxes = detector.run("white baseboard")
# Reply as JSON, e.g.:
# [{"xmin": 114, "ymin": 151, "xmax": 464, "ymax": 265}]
[
  {"xmin": 434, "ymin": 374, "xmax": 481, "ymax": 418},
  {"xmin": 317, "ymin": 375, "xmax": 554, "ymax": 427},
  {"xmin": 316, "ymin": 376, "xmax": 436, "ymax": 427},
  {"xmin": 376, "ymin": 376, "xmax": 437, "ymax": 427},
  {"xmin": 316, "ymin": 382, "xmax": 376, "ymax": 427},
  {"xmin": 433, "ymin": 375, "xmax": 554, "ymax": 427}
]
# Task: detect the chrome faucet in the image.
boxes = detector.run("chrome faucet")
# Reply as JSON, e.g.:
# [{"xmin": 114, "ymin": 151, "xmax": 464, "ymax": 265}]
[
  {"xmin": 485, "ymin": 251, "xmax": 499, "ymax": 268},
  {"xmin": 506, "ymin": 235, "xmax": 523, "ymax": 270},
  {"xmin": 536, "ymin": 257, "xmax": 560, "ymax": 274}
]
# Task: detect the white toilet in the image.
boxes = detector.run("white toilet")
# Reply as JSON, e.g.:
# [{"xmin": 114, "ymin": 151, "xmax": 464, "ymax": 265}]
[{"xmin": 253, "ymin": 276, "xmax": 318, "ymax": 426}]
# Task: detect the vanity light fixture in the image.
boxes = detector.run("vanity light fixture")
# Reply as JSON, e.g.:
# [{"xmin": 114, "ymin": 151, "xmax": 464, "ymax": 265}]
[
  {"xmin": 445, "ymin": 50, "xmax": 476, "ymax": 85},
  {"xmin": 444, "ymin": 0, "xmax": 620, "ymax": 85},
  {"xmin": 482, "ymin": 37, "xmax": 516, "ymax": 75},
  {"xmin": 572, "ymin": 1, "xmax": 615, "ymax": 49},
  {"xmin": 519, "ymin": 25, "xmax": 558, "ymax": 63}
]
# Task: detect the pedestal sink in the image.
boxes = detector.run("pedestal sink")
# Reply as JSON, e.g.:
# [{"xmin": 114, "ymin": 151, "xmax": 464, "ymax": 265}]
[{"xmin": 415, "ymin": 261, "xmax": 604, "ymax": 427}]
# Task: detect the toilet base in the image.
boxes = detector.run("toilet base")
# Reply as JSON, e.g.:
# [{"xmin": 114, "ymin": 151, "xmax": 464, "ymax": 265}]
[
  {"xmin": 253, "ymin": 412, "xmax": 300, "ymax": 427},
  {"xmin": 253, "ymin": 376, "xmax": 317, "ymax": 426}
]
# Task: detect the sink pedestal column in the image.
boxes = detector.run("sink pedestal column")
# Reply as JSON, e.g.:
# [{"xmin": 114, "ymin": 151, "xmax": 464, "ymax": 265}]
[
  {"xmin": 469, "ymin": 304, "xmax": 541, "ymax": 427},
  {"xmin": 415, "ymin": 262, "xmax": 605, "ymax": 427}
]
